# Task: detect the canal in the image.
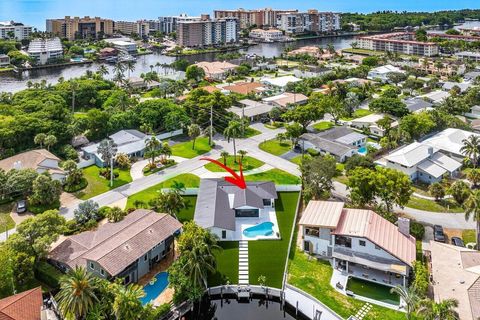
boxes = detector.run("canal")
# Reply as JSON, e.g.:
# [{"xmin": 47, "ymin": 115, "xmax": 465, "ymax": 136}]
[{"xmin": 0, "ymin": 36, "xmax": 356, "ymax": 93}]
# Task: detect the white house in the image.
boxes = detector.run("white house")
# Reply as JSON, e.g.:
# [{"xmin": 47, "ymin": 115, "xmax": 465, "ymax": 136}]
[
  {"xmin": 299, "ymin": 201, "xmax": 416, "ymax": 288},
  {"xmin": 260, "ymin": 75, "xmax": 302, "ymax": 90},
  {"xmin": 27, "ymin": 38, "xmax": 64, "ymax": 65},
  {"xmin": 420, "ymin": 90, "xmax": 451, "ymax": 105},
  {"xmin": 350, "ymin": 113, "xmax": 398, "ymax": 137},
  {"xmin": 367, "ymin": 65, "xmax": 405, "ymax": 83},
  {"xmin": 0, "ymin": 149, "xmax": 66, "ymax": 181}
]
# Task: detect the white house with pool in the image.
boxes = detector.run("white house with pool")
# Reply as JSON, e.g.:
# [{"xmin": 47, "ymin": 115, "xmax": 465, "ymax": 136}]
[{"xmin": 194, "ymin": 179, "xmax": 279, "ymax": 241}]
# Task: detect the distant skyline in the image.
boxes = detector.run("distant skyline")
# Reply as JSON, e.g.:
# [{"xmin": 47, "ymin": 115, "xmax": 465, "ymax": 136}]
[{"xmin": 1, "ymin": 0, "xmax": 480, "ymax": 30}]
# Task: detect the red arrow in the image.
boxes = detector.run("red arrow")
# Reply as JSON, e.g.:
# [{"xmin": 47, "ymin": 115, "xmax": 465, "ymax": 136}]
[{"xmin": 200, "ymin": 157, "xmax": 247, "ymax": 189}]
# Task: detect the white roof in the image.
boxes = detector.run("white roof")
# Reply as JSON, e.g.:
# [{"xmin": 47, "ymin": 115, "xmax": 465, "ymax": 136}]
[
  {"xmin": 335, "ymin": 132, "xmax": 366, "ymax": 145},
  {"xmin": 385, "ymin": 142, "xmax": 436, "ymax": 167},
  {"xmin": 261, "ymin": 75, "xmax": 301, "ymax": 87},
  {"xmin": 369, "ymin": 64, "xmax": 404, "ymax": 75},
  {"xmin": 417, "ymin": 160, "xmax": 448, "ymax": 178},
  {"xmin": 442, "ymin": 81, "xmax": 474, "ymax": 93},
  {"xmin": 420, "ymin": 90, "xmax": 451, "ymax": 103},
  {"xmin": 422, "ymin": 128, "xmax": 479, "ymax": 157}
]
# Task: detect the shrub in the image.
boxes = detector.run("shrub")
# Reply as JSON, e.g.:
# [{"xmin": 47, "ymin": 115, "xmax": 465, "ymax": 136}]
[
  {"xmin": 410, "ymin": 221, "xmax": 425, "ymax": 240},
  {"xmin": 156, "ymin": 303, "xmax": 171, "ymax": 317},
  {"xmin": 63, "ymin": 177, "xmax": 88, "ymax": 193},
  {"xmin": 99, "ymin": 168, "xmax": 119, "ymax": 179},
  {"xmin": 307, "ymin": 148, "xmax": 320, "ymax": 156},
  {"xmin": 34, "ymin": 261, "xmax": 63, "ymax": 289},
  {"xmin": 411, "ymin": 260, "xmax": 429, "ymax": 297},
  {"xmin": 60, "ymin": 144, "xmax": 79, "ymax": 161}
]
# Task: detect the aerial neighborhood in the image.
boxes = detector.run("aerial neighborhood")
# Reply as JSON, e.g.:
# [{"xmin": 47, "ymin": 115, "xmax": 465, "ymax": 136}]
[{"xmin": 2, "ymin": 4, "xmax": 480, "ymax": 320}]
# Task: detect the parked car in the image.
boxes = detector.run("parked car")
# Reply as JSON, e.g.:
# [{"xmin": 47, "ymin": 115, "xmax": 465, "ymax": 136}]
[
  {"xmin": 433, "ymin": 225, "xmax": 446, "ymax": 243},
  {"xmin": 451, "ymin": 237, "xmax": 465, "ymax": 247},
  {"xmin": 16, "ymin": 200, "xmax": 27, "ymax": 213}
]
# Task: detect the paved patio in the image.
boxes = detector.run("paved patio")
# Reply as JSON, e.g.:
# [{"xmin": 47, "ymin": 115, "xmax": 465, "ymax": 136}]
[{"xmin": 233, "ymin": 207, "xmax": 280, "ymax": 241}]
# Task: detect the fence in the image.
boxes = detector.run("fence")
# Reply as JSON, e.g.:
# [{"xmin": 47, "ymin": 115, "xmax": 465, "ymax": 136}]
[{"xmin": 156, "ymin": 129, "xmax": 183, "ymax": 140}]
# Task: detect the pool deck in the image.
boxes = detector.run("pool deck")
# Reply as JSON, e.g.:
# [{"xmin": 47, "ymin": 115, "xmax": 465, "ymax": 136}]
[
  {"xmin": 233, "ymin": 207, "xmax": 280, "ymax": 241},
  {"xmin": 138, "ymin": 245, "xmax": 177, "ymax": 306}
]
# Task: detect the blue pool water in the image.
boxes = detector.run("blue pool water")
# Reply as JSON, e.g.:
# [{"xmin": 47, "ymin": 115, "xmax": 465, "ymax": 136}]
[
  {"xmin": 358, "ymin": 147, "xmax": 367, "ymax": 155},
  {"xmin": 243, "ymin": 222, "xmax": 274, "ymax": 238},
  {"xmin": 140, "ymin": 271, "xmax": 169, "ymax": 305}
]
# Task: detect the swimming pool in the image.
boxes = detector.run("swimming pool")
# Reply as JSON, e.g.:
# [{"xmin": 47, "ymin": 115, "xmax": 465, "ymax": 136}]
[
  {"xmin": 358, "ymin": 146, "xmax": 367, "ymax": 155},
  {"xmin": 140, "ymin": 271, "xmax": 169, "ymax": 305},
  {"xmin": 243, "ymin": 222, "xmax": 274, "ymax": 238}
]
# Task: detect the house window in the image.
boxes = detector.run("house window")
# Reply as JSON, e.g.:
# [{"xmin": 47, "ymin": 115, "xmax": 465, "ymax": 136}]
[
  {"xmin": 359, "ymin": 240, "xmax": 366, "ymax": 247},
  {"xmin": 235, "ymin": 209, "xmax": 259, "ymax": 218},
  {"xmin": 144, "ymin": 254, "xmax": 148, "ymax": 261},
  {"xmin": 305, "ymin": 227, "xmax": 320, "ymax": 237},
  {"xmin": 222, "ymin": 230, "xmax": 227, "ymax": 239},
  {"xmin": 89, "ymin": 262, "xmax": 95, "ymax": 270},
  {"xmin": 124, "ymin": 275, "xmax": 130, "ymax": 285},
  {"xmin": 263, "ymin": 199, "xmax": 272, "ymax": 206},
  {"xmin": 335, "ymin": 236, "xmax": 352, "ymax": 248},
  {"xmin": 100, "ymin": 269, "xmax": 105, "ymax": 276}
]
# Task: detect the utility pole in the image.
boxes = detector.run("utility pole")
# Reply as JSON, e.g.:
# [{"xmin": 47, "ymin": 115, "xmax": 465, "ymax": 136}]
[
  {"xmin": 210, "ymin": 104, "xmax": 213, "ymax": 146},
  {"xmin": 242, "ymin": 105, "xmax": 245, "ymax": 137},
  {"xmin": 110, "ymin": 156, "xmax": 114, "ymax": 187}
]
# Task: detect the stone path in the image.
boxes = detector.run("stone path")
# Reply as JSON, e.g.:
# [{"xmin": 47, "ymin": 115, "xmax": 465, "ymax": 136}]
[
  {"xmin": 238, "ymin": 240, "xmax": 249, "ymax": 285},
  {"xmin": 352, "ymin": 303, "xmax": 372, "ymax": 320}
]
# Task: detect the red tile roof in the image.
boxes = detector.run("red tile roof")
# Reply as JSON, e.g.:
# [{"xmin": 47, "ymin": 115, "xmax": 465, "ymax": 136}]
[{"xmin": 0, "ymin": 287, "xmax": 42, "ymax": 320}]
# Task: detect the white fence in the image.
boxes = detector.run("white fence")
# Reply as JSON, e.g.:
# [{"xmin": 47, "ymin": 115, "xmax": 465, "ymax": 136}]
[
  {"xmin": 156, "ymin": 129, "xmax": 183, "ymax": 140},
  {"xmin": 276, "ymin": 185, "xmax": 302, "ymax": 191}
]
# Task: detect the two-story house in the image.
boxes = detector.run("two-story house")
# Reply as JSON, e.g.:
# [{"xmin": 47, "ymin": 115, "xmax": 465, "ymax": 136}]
[
  {"xmin": 49, "ymin": 209, "xmax": 182, "ymax": 284},
  {"xmin": 194, "ymin": 179, "xmax": 278, "ymax": 240},
  {"xmin": 299, "ymin": 201, "xmax": 416, "ymax": 288},
  {"xmin": 300, "ymin": 126, "xmax": 367, "ymax": 162},
  {"xmin": 0, "ymin": 149, "xmax": 66, "ymax": 181}
]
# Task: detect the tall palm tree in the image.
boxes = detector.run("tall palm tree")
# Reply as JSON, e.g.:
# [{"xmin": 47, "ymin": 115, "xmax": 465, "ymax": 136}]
[
  {"xmin": 112, "ymin": 283, "xmax": 145, "ymax": 320},
  {"xmin": 145, "ymin": 136, "xmax": 161, "ymax": 165},
  {"xmin": 70, "ymin": 80, "xmax": 79, "ymax": 113},
  {"xmin": 97, "ymin": 65, "xmax": 109, "ymax": 78},
  {"xmin": 155, "ymin": 62, "xmax": 161, "ymax": 74},
  {"xmin": 152, "ymin": 190, "xmax": 186, "ymax": 219},
  {"xmin": 223, "ymin": 120, "xmax": 242, "ymax": 163},
  {"xmin": 55, "ymin": 267, "xmax": 98, "ymax": 320},
  {"xmin": 238, "ymin": 150, "xmax": 247, "ymax": 165},
  {"xmin": 220, "ymin": 151, "xmax": 229, "ymax": 166},
  {"xmin": 97, "ymin": 139, "xmax": 118, "ymax": 187},
  {"xmin": 124, "ymin": 60, "xmax": 135, "ymax": 78},
  {"xmin": 464, "ymin": 189, "xmax": 480, "ymax": 249},
  {"xmin": 160, "ymin": 141, "xmax": 172, "ymax": 162},
  {"xmin": 390, "ymin": 286, "xmax": 419, "ymax": 320},
  {"xmin": 417, "ymin": 298, "xmax": 459, "ymax": 320},
  {"xmin": 460, "ymin": 135, "xmax": 480, "ymax": 168},
  {"xmin": 188, "ymin": 124, "xmax": 201, "ymax": 150}
]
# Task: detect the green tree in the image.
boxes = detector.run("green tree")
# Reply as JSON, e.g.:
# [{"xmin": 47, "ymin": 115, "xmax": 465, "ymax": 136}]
[
  {"xmin": 467, "ymin": 169, "xmax": 480, "ymax": 187},
  {"xmin": 106, "ymin": 206, "xmax": 126, "ymax": 223},
  {"xmin": 34, "ymin": 133, "xmax": 47, "ymax": 148},
  {"xmin": 390, "ymin": 286, "xmax": 419, "ymax": 320},
  {"xmin": 448, "ymin": 180, "xmax": 470, "ymax": 205},
  {"xmin": 0, "ymin": 245, "xmax": 16, "ymax": 297},
  {"xmin": 223, "ymin": 120, "xmax": 242, "ymax": 162},
  {"xmin": 115, "ymin": 153, "xmax": 131, "ymax": 169},
  {"xmin": 56, "ymin": 267, "xmax": 99, "ymax": 320},
  {"xmin": 369, "ymin": 97, "xmax": 409, "ymax": 117},
  {"xmin": 285, "ymin": 122, "xmax": 303, "ymax": 148},
  {"xmin": 74, "ymin": 200, "xmax": 99, "ymax": 225},
  {"xmin": 112, "ymin": 283, "xmax": 145, "ymax": 320},
  {"xmin": 417, "ymin": 298, "xmax": 459, "ymax": 320},
  {"xmin": 44, "ymin": 134, "xmax": 57, "ymax": 151},
  {"xmin": 238, "ymin": 150, "xmax": 247, "ymax": 164},
  {"xmin": 149, "ymin": 190, "xmax": 186, "ymax": 220},
  {"xmin": 460, "ymin": 135, "xmax": 480, "ymax": 168},
  {"xmin": 62, "ymin": 160, "xmax": 84, "ymax": 188},
  {"xmin": 282, "ymin": 104, "xmax": 323, "ymax": 131},
  {"xmin": 185, "ymin": 65, "xmax": 205, "ymax": 82},
  {"xmin": 347, "ymin": 167, "xmax": 378, "ymax": 207},
  {"xmin": 97, "ymin": 139, "xmax": 118, "ymax": 187},
  {"xmin": 301, "ymin": 155, "xmax": 337, "ymax": 202},
  {"xmin": 188, "ymin": 124, "xmax": 201, "ymax": 150},
  {"xmin": 30, "ymin": 174, "xmax": 62, "ymax": 206},
  {"xmin": 145, "ymin": 136, "xmax": 161, "ymax": 166},
  {"xmin": 464, "ymin": 189, "xmax": 480, "ymax": 249},
  {"xmin": 220, "ymin": 151, "xmax": 229, "ymax": 166},
  {"xmin": 411, "ymin": 261, "xmax": 429, "ymax": 297},
  {"xmin": 428, "ymin": 182, "xmax": 445, "ymax": 201},
  {"xmin": 375, "ymin": 167, "xmax": 412, "ymax": 212}
]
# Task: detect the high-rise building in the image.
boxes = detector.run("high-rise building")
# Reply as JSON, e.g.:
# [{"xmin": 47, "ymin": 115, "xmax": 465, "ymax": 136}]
[
  {"xmin": 177, "ymin": 15, "xmax": 239, "ymax": 47},
  {"xmin": 46, "ymin": 16, "xmax": 114, "ymax": 40},
  {"xmin": 214, "ymin": 8, "xmax": 297, "ymax": 29},
  {"xmin": 27, "ymin": 37, "xmax": 64, "ymax": 65},
  {"xmin": 0, "ymin": 21, "xmax": 32, "ymax": 40},
  {"xmin": 114, "ymin": 20, "xmax": 150, "ymax": 37},
  {"xmin": 276, "ymin": 10, "xmax": 341, "ymax": 35},
  {"xmin": 154, "ymin": 14, "xmax": 201, "ymax": 34}
]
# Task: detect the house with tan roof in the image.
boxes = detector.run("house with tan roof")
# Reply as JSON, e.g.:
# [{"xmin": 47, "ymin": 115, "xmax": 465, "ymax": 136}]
[
  {"xmin": 428, "ymin": 241, "xmax": 480, "ymax": 320},
  {"xmin": 0, "ymin": 149, "xmax": 65, "ymax": 181},
  {"xmin": 223, "ymin": 81, "xmax": 266, "ymax": 95},
  {"xmin": 299, "ymin": 201, "xmax": 416, "ymax": 290},
  {"xmin": 262, "ymin": 92, "xmax": 308, "ymax": 108},
  {"xmin": 194, "ymin": 61, "xmax": 238, "ymax": 80},
  {"xmin": 49, "ymin": 209, "xmax": 182, "ymax": 284}
]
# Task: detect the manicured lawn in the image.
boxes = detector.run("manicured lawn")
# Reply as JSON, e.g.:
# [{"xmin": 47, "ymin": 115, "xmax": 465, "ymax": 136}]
[
  {"xmin": 406, "ymin": 197, "xmax": 463, "ymax": 213},
  {"xmin": 170, "ymin": 137, "xmax": 211, "ymax": 159},
  {"xmin": 0, "ymin": 203, "xmax": 15, "ymax": 231},
  {"xmin": 243, "ymin": 127, "xmax": 261, "ymax": 138},
  {"xmin": 313, "ymin": 121, "xmax": 333, "ymax": 132},
  {"xmin": 288, "ymin": 250, "xmax": 406, "ymax": 320},
  {"xmin": 249, "ymin": 192, "xmax": 299, "ymax": 288},
  {"xmin": 209, "ymin": 242, "xmax": 239, "ymax": 286},
  {"xmin": 125, "ymin": 173, "xmax": 200, "ymax": 211},
  {"xmin": 462, "ymin": 229, "xmax": 477, "ymax": 246},
  {"xmin": 290, "ymin": 155, "xmax": 311, "ymax": 166},
  {"xmin": 75, "ymin": 166, "xmax": 132, "ymax": 200},
  {"xmin": 205, "ymin": 156, "xmax": 264, "ymax": 172},
  {"xmin": 346, "ymin": 278, "xmax": 400, "ymax": 305},
  {"xmin": 341, "ymin": 109, "xmax": 373, "ymax": 121},
  {"xmin": 245, "ymin": 169, "xmax": 301, "ymax": 185},
  {"xmin": 259, "ymin": 139, "xmax": 292, "ymax": 156}
]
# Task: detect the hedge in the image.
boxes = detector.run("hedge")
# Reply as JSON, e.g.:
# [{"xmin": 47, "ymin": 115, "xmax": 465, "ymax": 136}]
[{"xmin": 35, "ymin": 261, "xmax": 63, "ymax": 289}]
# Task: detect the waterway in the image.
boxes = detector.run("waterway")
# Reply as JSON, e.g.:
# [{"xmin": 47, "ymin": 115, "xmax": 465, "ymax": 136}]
[{"xmin": 0, "ymin": 36, "xmax": 356, "ymax": 93}]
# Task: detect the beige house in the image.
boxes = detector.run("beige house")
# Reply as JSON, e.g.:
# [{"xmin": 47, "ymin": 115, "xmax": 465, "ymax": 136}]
[
  {"xmin": 0, "ymin": 149, "xmax": 65, "ymax": 181},
  {"xmin": 194, "ymin": 61, "xmax": 238, "ymax": 80}
]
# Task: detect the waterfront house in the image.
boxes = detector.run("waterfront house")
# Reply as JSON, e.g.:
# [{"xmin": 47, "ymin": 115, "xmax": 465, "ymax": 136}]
[
  {"xmin": 299, "ymin": 127, "xmax": 367, "ymax": 162},
  {"xmin": 49, "ymin": 209, "xmax": 182, "ymax": 284},
  {"xmin": 0, "ymin": 149, "xmax": 66, "ymax": 181},
  {"xmin": 27, "ymin": 37, "xmax": 63, "ymax": 65},
  {"xmin": 299, "ymin": 201, "xmax": 416, "ymax": 288},
  {"xmin": 195, "ymin": 61, "xmax": 238, "ymax": 81},
  {"xmin": 194, "ymin": 179, "xmax": 278, "ymax": 241}
]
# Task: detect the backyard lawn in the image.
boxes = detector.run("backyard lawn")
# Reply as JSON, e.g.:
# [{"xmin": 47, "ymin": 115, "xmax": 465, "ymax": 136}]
[
  {"xmin": 204, "ymin": 156, "xmax": 264, "ymax": 172},
  {"xmin": 346, "ymin": 278, "xmax": 400, "ymax": 305},
  {"xmin": 259, "ymin": 139, "xmax": 292, "ymax": 156},
  {"xmin": 170, "ymin": 137, "xmax": 212, "ymax": 159},
  {"xmin": 75, "ymin": 166, "xmax": 132, "ymax": 200},
  {"xmin": 249, "ymin": 192, "xmax": 299, "ymax": 288},
  {"xmin": 0, "ymin": 203, "xmax": 15, "ymax": 231},
  {"xmin": 245, "ymin": 169, "xmax": 301, "ymax": 185},
  {"xmin": 288, "ymin": 250, "xmax": 406, "ymax": 320},
  {"xmin": 406, "ymin": 197, "xmax": 463, "ymax": 213},
  {"xmin": 209, "ymin": 242, "xmax": 239, "ymax": 286},
  {"xmin": 125, "ymin": 173, "xmax": 200, "ymax": 210},
  {"xmin": 313, "ymin": 121, "xmax": 333, "ymax": 132},
  {"xmin": 341, "ymin": 109, "xmax": 373, "ymax": 121}
]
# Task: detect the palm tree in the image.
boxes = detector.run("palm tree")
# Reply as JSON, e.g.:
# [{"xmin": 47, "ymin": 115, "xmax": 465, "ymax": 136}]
[
  {"xmin": 97, "ymin": 139, "xmax": 118, "ymax": 187},
  {"xmin": 151, "ymin": 190, "xmax": 186, "ymax": 219},
  {"xmin": 34, "ymin": 133, "xmax": 47, "ymax": 148},
  {"xmin": 417, "ymin": 298, "xmax": 459, "ymax": 320},
  {"xmin": 124, "ymin": 60, "xmax": 135, "ymax": 78},
  {"xmin": 220, "ymin": 151, "xmax": 229, "ymax": 166},
  {"xmin": 467, "ymin": 169, "xmax": 480, "ymax": 188},
  {"xmin": 106, "ymin": 206, "xmax": 126, "ymax": 223},
  {"xmin": 155, "ymin": 62, "xmax": 161, "ymax": 74},
  {"xmin": 97, "ymin": 65, "xmax": 109, "ymax": 78},
  {"xmin": 390, "ymin": 286, "xmax": 419, "ymax": 320},
  {"xmin": 188, "ymin": 124, "xmax": 201, "ymax": 150},
  {"xmin": 70, "ymin": 80, "xmax": 79, "ymax": 113},
  {"xmin": 145, "ymin": 136, "xmax": 161, "ymax": 165},
  {"xmin": 55, "ymin": 267, "xmax": 98, "ymax": 320},
  {"xmin": 223, "ymin": 120, "xmax": 242, "ymax": 163},
  {"xmin": 44, "ymin": 134, "xmax": 57, "ymax": 151},
  {"xmin": 461, "ymin": 135, "xmax": 480, "ymax": 168},
  {"xmin": 238, "ymin": 150, "xmax": 247, "ymax": 165},
  {"xmin": 464, "ymin": 189, "xmax": 480, "ymax": 249},
  {"xmin": 112, "ymin": 283, "xmax": 145, "ymax": 320},
  {"xmin": 160, "ymin": 141, "xmax": 172, "ymax": 162}
]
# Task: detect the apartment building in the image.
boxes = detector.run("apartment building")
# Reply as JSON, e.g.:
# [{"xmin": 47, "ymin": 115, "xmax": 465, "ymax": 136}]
[
  {"xmin": 357, "ymin": 33, "xmax": 439, "ymax": 57},
  {"xmin": 177, "ymin": 15, "xmax": 239, "ymax": 47},
  {"xmin": 27, "ymin": 37, "xmax": 64, "ymax": 65},
  {"xmin": 214, "ymin": 8, "xmax": 297, "ymax": 29},
  {"xmin": 276, "ymin": 10, "xmax": 341, "ymax": 35},
  {"xmin": 150, "ymin": 14, "xmax": 201, "ymax": 34},
  {"xmin": 46, "ymin": 16, "xmax": 114, "ymax": 40},
  {"xmin": 114, "ymin": 20, "xmax": 150, "ymax": 37},
  {"xmin": 249, "ymin": 28, "xmax": 284, "ymax": 42},
  {"xmin": 0, "ymin": 21, "xmax": 32, "ymax": 40}
]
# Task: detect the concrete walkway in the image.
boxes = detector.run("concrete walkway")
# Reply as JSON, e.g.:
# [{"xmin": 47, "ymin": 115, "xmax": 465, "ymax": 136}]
[
  {"xmin": 238, "ymin": 240, "xmax": 249, "ymax": 285},
  {"xmin": 130, "ymin": 156, "xmax": 189, "ymax": 181}
]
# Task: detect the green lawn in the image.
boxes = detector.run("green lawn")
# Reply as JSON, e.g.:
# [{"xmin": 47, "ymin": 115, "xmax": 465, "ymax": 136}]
[
  {"xmin": 259, "ymin": 139, "xmax": 292, "ymax": 156},
  {"xmin": 290, "ymin": 155, "xmax": 312, "ymax": 166},
  {"xmin": 209, "ymin": 242, "xmax": 239, "ymax": 286},
  {"xmin": 406, "ymin": 197, "xmax": 463, "ymax": 213},
  {"xmin": 313, "ymin": 121, "xmax": 333, "ymax": 132},
  {"xmin": 346, "ymin": 278, "xmax": 400, "ymax": 305},
  {"xmin": 249, "ymin": 192, "xmax": 299, "ymax": 288},
  {"xmin": 125, "ymin": 173, "xmax": 200, "ymax": 210},
  {"xmin": 204, "ymin": 156, "xmax": 264, "ymax": 172},
  {"xmin": 245, "ymin": 169, "xmax": 301, "ymax": 185},
  {"xmin": 341, "ymin": 109, "xmax": 373, "ymax": 121},
  {"xmin": 170, "ymin": 137, "xmax": 212, "ymax": 159},
  {"xmin": 243, "ymin": 127, "xmax": 261, "ymax": 138},
  {"xmin": 0, "ymin": 203, "xmax": 15, "ymax": 231},
  {"xmin": 288, "ymin": 250, "xmax": 406, "ymax": 320},
  {"xmin": 75, "ymin": 166, "xmax": 132, "ymax": 200},
  {"xmin": 462, "ymin": 229, "xmax": 477, "ymax": 246}
]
